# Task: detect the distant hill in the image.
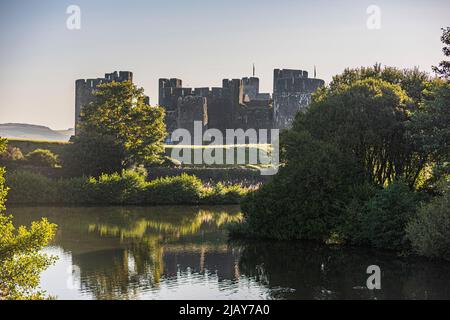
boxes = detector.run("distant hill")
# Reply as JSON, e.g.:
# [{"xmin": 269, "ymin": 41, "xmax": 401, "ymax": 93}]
[{"xmin": 0, "ymin": 123, "xmax": 74, "ymax": 142}]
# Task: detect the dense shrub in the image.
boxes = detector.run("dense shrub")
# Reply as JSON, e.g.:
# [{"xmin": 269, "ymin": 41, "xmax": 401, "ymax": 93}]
[
  {"xmin": 6, "ymin": 171, "xmax": 58, "ymax": 204},
  {"xmin": 241, "ymin": 133, "xmax": 365, "ymax": 241},
  {"xmin": 55, "ymin": 176, "xmax": 92, "ymax": 204},
  {"xmin": 25, "ymin": 149, "xmax": 59, "ymax": 168},
  {"xmin": 238, "ymin": 67, "xmax": 448, "ymax": 252},
  {"xmin": 144, "ymin": 173, "xmax": 204, "ymax": 205},
  {"xmin": 146, "ymin": 167, "xmax": 266, "ymax": 187},
  {"xmin": 63, "ymin": 132, "xmax": 125, "ymax": 177},
  {"xmin": 202, "ymin": 182, "xmax": 248, "ymax": 204},
  {"xmin": 89, "ymin": 170, "xmax": 148, "ymax": 205},
  {"xmin": 406, "ymin": 190, "xmax": 450, "ymax": 261},
  {"xmin": 5, "ymin": 170, "xmax": 248, "ymax": 205},
  {"xmin": 0, "ymin": 145, "xmax": 24, "ymax": 161},
  {"xmin": 347, "ymin": 182, "xmax": 420, "ymax": 250}
]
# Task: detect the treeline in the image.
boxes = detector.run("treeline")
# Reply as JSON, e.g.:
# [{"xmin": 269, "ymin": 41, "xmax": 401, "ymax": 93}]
[{"xmin": 234, "ymin": 61, "xmax": 450, "ymax": 261}]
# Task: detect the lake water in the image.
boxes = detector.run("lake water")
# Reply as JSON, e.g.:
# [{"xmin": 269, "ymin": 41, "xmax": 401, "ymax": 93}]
[{"xmin": 10, "ymin": 206, "xmax": 450, "ymax": 300}]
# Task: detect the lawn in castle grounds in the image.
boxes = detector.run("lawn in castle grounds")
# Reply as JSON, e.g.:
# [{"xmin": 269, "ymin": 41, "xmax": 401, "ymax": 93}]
[
  {"xmin": 7, "ymin": 139, "xmax": 274, "ymax": 169},
  {"xmin": 165, "ymin": 144, "xmax": 273, "ymax": 168}
]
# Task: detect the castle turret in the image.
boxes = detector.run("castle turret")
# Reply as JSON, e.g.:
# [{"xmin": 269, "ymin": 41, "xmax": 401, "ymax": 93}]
[
  {"xmin": 273, "ymin": 69, "xmax": 324, "ymax": 129},
  {"xmin": 74, "ymin": 71, "xmax": 139, "ymax": 135}
]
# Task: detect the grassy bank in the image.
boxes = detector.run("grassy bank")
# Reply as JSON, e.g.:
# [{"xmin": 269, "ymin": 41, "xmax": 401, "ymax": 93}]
[
  {"xmin": 6, "ymin": 139, "xmax": 273, "ymax": 170},
  {"xmin": 5, "ymin": 169, "xmax": 253, "ymax": 206},
  {"xmin": 7, "ymin": 139, "xmax": 69, "ymax": 156},
  {"xmin": 164, "ymin": 144, "xmax": 273, "ymax": 169}
]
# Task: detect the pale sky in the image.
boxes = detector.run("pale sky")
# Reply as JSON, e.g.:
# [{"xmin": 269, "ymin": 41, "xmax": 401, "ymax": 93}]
[{"xmin": 0, "ymin": 0, "xmax": 449, "ymax": 129}]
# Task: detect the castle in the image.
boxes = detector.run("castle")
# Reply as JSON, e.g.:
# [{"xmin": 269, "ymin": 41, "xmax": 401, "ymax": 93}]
[
  {"xmin": 75, "ymin": 69, "xmax": 324, "ymax": 139},
  {"xmin": 74, "ymin": 71, "xmax": 149, "ymax": 135}
]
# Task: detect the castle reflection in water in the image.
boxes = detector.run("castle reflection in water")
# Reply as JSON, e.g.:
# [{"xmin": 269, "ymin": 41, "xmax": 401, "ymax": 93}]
[{"xmin": 10, "ymin": 206, "xmax": 450, "ymax": 300}]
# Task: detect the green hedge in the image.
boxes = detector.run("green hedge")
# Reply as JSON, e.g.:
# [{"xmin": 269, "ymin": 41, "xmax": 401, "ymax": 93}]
[{"xmin": 5, "ymin": 170, "xmax": 250, "ymax": 206}]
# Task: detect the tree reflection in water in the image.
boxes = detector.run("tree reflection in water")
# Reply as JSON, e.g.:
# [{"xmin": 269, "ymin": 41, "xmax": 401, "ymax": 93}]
[
  {"xmin": 234, "ymin": 240, "xmax": 450, "ymax": 300},
  {"xmin": 10, "ymin": 206, "xmax": 450, "ymax": 300},
  {"xmin": 12, "ymin": 206, "xmax": 243, "ymax": 300}
]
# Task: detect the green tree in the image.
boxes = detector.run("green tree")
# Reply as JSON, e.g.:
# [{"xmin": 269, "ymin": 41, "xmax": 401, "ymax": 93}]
[
  {"xmin": 407, "ymin": 80, "xmax": 450, "ymax": 190},
  {"xmin": 241, "ymin": 78, "xmax": 416, "ymax": 241},
  {"xmin": 432, "ymin": 27, "xmax": 450, "ymax": 79},
  {"xmin": 308, "ymin": 67, "xmax": 447, "ymax": 189},
  {"xmin": 65, "ymin": 81, "xmax": 166, "ymax": 176},
  {"xmin": 239, "ymin": 66, "xmax": 448, "ymax": 244},
  {"xmin": 326, "ymin": 64, "xmax": 430, "ymax": 106},
  {"xmin": 297, "ymin": 78, "xmax": 415, "ymax": 187},
  {"xmin": 241, "ymin": 132, "xmax": 365, "ymax": 241},
  {"xmin": 65, "ymin": 131, "xmax": 125, "ymax": 177},
  {"xmin": 0, "ymin": 138, "xmax": 57, "ymax": 300}
]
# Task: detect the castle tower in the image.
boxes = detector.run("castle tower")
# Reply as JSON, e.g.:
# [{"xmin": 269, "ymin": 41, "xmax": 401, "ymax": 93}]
[
  {"xmin": 177, "ymin": 96, "xmax": 208, "ymax": 139},
  {"xmin": 242, "ymin": 77, "xmax": 260, "ymax": 101},
  {"xmin": 272, "ymin": 69, "xmax": 324, "ymax": 129},
  {"xmin": 74, "ymin": 71, "xmax": 135, "ymax": 135}
]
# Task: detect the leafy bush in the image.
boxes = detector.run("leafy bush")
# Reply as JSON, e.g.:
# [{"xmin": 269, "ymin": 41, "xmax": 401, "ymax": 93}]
[
  {"xmin": 1, "ymin": 138, "xmax": 57, "ymax": 300},
  {"xmin": 144, "ymin": 173, "xmax": 204, "ymax": 205},
  {"xmin": 89, "ymin": 169, "xmax": 147, "ymax": 205},
  {"xmin": 63, "ymin": 132, "xmax": 125, "ymax": 177},
  {"xmin": 350, "ymin": 182, "xmax": 420, "ymax": 250},
  {"xmin": 25, "ymin": 149, "xmax": 59, "ymax": 168},
  {"xmin": 6, "ymin": 171, "xmax": 58, "ymax": 204},
  {"xmin": 238, "ymin": 67, "xmax": 448, "ymax": 252},
  {"xmin": 406, "ymin": 190, "xmax": 450, "ymax": 261},
  {"xmin": 5, "ymin": 169, "xmax": 248, "ymax": 205},
  {"xmin": 0, "ymin": 145, "xmax": 24, "ymax": 161},
  {"xmin": 202, "ymin": 182, "xmax": 248, "ymax": 204},
  {"xmin": 55, "ymin": 176, "xmax": 92, "ymax": 204},
  {"xmin": 240, "ymin": 133, "xmax": 365, "ymax": 241}
]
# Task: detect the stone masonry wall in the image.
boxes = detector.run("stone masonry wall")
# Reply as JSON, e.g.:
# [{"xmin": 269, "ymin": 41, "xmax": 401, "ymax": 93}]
[{"xmin": 75, "ymin": 71, "xmax": 134, "ymax": 135}]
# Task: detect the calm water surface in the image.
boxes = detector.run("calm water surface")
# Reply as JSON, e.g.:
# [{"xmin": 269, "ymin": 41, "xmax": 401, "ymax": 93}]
[{"xmin": 10, "ymin": 206, "xmax": 450, "ymax": 300}]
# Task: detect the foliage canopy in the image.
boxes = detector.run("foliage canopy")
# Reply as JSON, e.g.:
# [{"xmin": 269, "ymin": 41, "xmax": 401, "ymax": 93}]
[
  {"xmin": 240, "ymin": 64, "xmax": 449, "ymax": 246},
  {"xmin": 0, "ymin": 138, "xmax": 57, "ymax": 300},
  {"xmin": 65, "ymin": 81, "xmax": 166, "ymax": 176}
]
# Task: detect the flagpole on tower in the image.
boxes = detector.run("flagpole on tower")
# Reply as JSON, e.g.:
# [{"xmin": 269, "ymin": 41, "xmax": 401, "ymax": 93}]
[{"xmin": 253, "ymin": 63, "xmax": 255, "ymax": 77}]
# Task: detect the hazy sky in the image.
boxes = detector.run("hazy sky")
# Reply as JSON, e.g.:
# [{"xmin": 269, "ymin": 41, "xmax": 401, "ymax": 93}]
[{"xmin": 0, "ymin": 0, "xmax": 449, "ymax": 129}]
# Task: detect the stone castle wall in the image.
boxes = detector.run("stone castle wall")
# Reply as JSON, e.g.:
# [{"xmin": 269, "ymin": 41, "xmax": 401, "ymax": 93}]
[
  {"xmin": 177, "ymin": 96, "xmax": 208, "ymax": 138},
  {"xmin": 158, "ymin": 77, "xmax": 274, "ymax": 140},
  {"xmin": 75, "ymin": 69, "xmax": 324, "ymax": 139},
  {"xmin": 75, "ymin": 71, "xmax": 134, "ymax": 135},
  {"xmin": 273, "ymin": 69, "xmax": 325, "ymax": 129}
]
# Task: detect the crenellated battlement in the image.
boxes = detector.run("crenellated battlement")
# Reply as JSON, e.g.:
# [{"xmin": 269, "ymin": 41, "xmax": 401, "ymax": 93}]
[
  {"xmin": 273, "ymin": 69, "xmax": 325, "ymax": 129},
  {"xmin": 74, "ymin": 71, "xmax": 138, "ymax": 135},
  {"xmin": 75, "ymin": 68, "xmax": 324, "ymax": 139}
]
